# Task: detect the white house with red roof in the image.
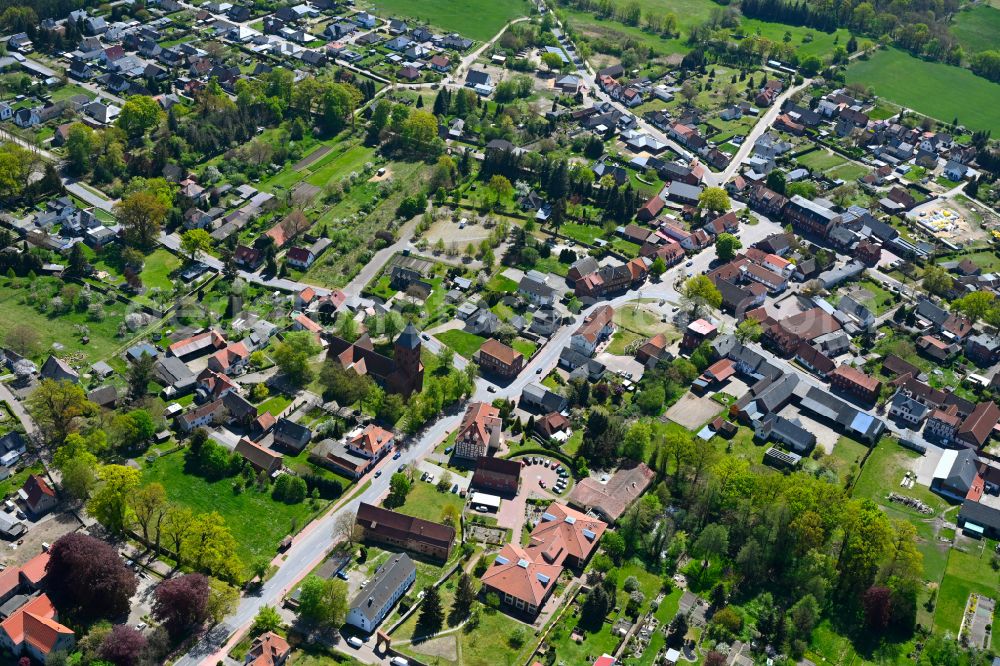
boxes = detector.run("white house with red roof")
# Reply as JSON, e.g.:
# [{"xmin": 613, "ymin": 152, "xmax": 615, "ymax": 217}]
[
  {"xmin": 0, "ymin": 593, "xmax": 74, "ymax": 662},
  {"xmin": 19, "ymin": 475, "xmax": 57, "ymax": 516}
]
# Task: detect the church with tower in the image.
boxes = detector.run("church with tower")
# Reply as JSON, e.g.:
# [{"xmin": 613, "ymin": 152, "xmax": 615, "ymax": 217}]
[{"xmin": 324, "ymin": 322, "xmax": 425, "ymax": 396}]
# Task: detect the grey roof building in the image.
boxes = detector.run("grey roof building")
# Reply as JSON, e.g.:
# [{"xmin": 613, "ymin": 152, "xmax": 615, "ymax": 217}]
[
  {"xmin": 755, "ymin": 413, "xmax": 816, "ymax": 454},
  {"xmin": 345, "ymin": 552, "xmax": 416, "ymax": 633}
]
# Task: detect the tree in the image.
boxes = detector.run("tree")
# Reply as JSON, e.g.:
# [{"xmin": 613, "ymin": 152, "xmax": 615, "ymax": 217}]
[
  {"xmin": 541, "ymin": 51, "xmax": 564, "ymax": 71},
  {"xmin": 451, "ymin": 573, "xmax": 476, "ymax": 621},
  {"xmin": 186, "ymin": 512, "xmax": 242, "ymax": 581},
  {"xmin": 735, "ymin": 318, "xmax": 762, "ymax": 343},
  {"xmin": 386, "ymin": 472, "xmax": 411, "ymax": 508},
  {"xmin": 111, "ymin": 409, "xmax": 157, "ymax": 452},
  {"xmin": 693, "ymin": 523, "xmax": 729, "ymax": 564},
  {"xmin": 715, "ymin": 233, "xmax": 742, "ymax": 261},
  {"xmin": 622, "ymin": 421, "xmax": 652, "ymax": 461},
  {"xmin": 5, "ymin": 323, "xmax": 40, "ymax": 357},
  {"xmin": 98, "ymin": 625, "xmax": 147, "ymax": 666},
  {"xmin": 46, "ymin": 533, "xmax": 138, "ymax": 620},
  {"xmin": 115, "ymin": 191, "xmax": 168, "ymax": 251},
  {"xmin": 207, "ymin": 578, "xmax": 240, "ymax": 624},
  {"xmin": 601, "ymin": 531, "xmax": 626, "ymax": 565},
  {"xmin": 65, "ymin": 123, "xmax": 95, "ymax": 175},
  {"xmin": 921, "ymin": 265, "xmax": 953, "ymax": 297},
  {"xmin": 580, "ymin": 585, "xmax": 612, "ymax": 630},
  {"xmin": 88, "ymin": 465, "xmax": 141, "ymax": 534},
  {"xmin": 952, "ymin": 291, "xmax": 995, "ymax": 323},
  {"xmin": 680, "ymin": 275, "xmax": 722, "ymax": 318},
  {"xmin": 130, "ymin": 482, "xmax": 167, "ymax": 547},
  {"xmin": 788, "ymin": 594, "xmax": 819, "ymax": 639},
  {"xmin": 272, "ymin": 330, "xmax": 321, "ymax": 386},
  {"xmin": 27, "ymin": 379, "xmax": 96, "ymax": 443},
  {"xmin": 118, "ymin": 95, "xmax": 163, "ymax": 139},
  {"xmin": 297, "ymin": 575, "xmax": 347, "ymax": 628},
  {"xmin": 862, "ymin": 585, "xmax": 892, "ymax": 631},
  {"xmin": 127, "ymin": 351, "xmax": 156, "ymax": 400},
  {"xmin": 487, "ymin": 174, "xmax": 513, "ymax": 206},
  {"xmin": 251, "ymin": 606, "xmax": 283, "ymax": 636},
  {"xmin": 766, "ymin": 170, "xmax": 786, "ymax": 194},
  {"xmin": 650, "ymin": 256, "xmax": 667, "ymax": 280},
  {"xmin": 153, "ymin": 573, "xmax": 210, "ymax": 638},
  {"xmin": 180, "ymin": 229, "xmax": 212, "ymax": 262},
  {"xmin": 417, "ymin": 585, "xmax": 444, "ymax": 634},
  {"xmin": 698, "ymin": 187, "xmax": 730, "ymax": 213},
  {"xmin": 680, "ymin": 80, "xmax": 699, "ymax": 105}
]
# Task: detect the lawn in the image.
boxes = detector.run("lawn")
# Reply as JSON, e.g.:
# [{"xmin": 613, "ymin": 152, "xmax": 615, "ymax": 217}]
[
  {"xmin": 257, "ymin": 394, "xmax": 294, "ymax": 417},
  {"xmin": 140, "ymin": 248, "xmax": 183, "ymax": 291},
  {"xmin": 0, "ymin": 462, "xmax": 44, "ymax": 502},
  {"xmin": 851, "ymin": 278, "xmax": 896, "ymax": 316},
  {"xmin": 305, "ymin": 144, "xmax": 375, "ymax": 187},
  {"xmin": 436, "ymin": 329, "xmax": 486, "ymax": 358},
  {"xmin": 946, "ymin": 249, "xmax": 1000, "ymax": 273},
  {"xmin": 933, "ymin": 542, "xmax": 1000, "ymax": 649},
  {"xmin": 362, "ymin": 0, "xmax": 530, "ymax": 40},
  {"xmin": 950, "ymin": 5, "xmax": 1000, "ymax": 55},
  {"xmin": 0, "ymin": 276, "xmax": 143, "ymax": 366},
  {"xmin": 796, "ymin": 149, "xmax": 849, "ymax": 172},
  {"xmin": 511, "ymin": 338, "xmax": 537, "ymax": 358},
  {"xmin": 846, "ymin": 48, "xmax": 1000, "ymax": 133},
  {"xmin": 391, "ymin": 480, "xmax": 465, "ymax": 527},
  {"xmin": 141, "ymin": 450, "xmax": 317, "ymax": 563},
  {"xmin": 486, "ymin": 274, "xmax": 519, "ymax": 293},
  {"xmin": 620, "ymin": 586, "xmax": 683, "ymax": 666},
  {"xmin": 560, "ymin": 222, "xmax": 607, "ymax": 246}
]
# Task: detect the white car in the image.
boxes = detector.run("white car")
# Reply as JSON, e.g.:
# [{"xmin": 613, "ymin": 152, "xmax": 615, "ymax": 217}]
[{"xmin": 347, "ymin": 636, "xmax": 363, "ymax": 649}]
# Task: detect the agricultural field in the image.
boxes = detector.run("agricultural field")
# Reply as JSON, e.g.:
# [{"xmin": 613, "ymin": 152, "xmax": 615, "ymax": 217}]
[
  {"xmin": 362, "ymin": 0, "xmax": 531, "ymax": 41},
  {"xmin": 846, "ymin": 48, "xmax": 1000, "ymax": 134},
  {"xmin": 950, "ymin": 5, "xmax": 1000, "ymax": 55}
]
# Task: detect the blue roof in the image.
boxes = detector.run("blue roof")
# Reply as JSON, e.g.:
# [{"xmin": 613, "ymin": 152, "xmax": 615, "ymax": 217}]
[
  {"xmin": 850, "ymin": 412, "xmax": 875, "ymax": 434},
  {"xmin": 127, "ymin": 342, "xmax": 158, "ymax": 359}
]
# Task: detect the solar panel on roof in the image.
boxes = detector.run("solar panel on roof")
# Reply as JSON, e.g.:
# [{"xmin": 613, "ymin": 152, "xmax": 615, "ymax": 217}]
[
  {"xmin": 517, "ymin": 559, "xmax": 529, "ymax": 568},
  {"xmin": 582, "ymin": 529, "xmax": 596, "ymax": 541},
  {"xmin": 537, "ymin": 573, "xmax": 550, "ymax": 585},
  {"xmin": 564, "ymin": 515, "xmax": 576, "ymax": 525},
  {"xmin": 494, "ymin": 555, "xmax": 508, "ymax": 565},
  {"xmin": 541, "ymin": 512, "xmax": 557, "ymax": 522}
]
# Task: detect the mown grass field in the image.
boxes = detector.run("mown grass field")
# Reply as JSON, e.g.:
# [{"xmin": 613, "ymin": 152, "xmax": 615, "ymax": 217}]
[
  {"xmin": 141, "ymin": 450, "xmax": 318, "ymax": 564},
  {"xmin": 846, "ymin": 48, "xmax": 1000, "ymax": 133},
  {"xmin": 436, "ymin": 329, "xmax": 486, "ymax": 358},
  {"xmin": 950, "ymin": 5, "xmax": 1000, "ymax": 55},
  {"xmin": 392, "ymin": 480, "xmax": 465, "ymax": 525},
  {"xmin": 363, "ymin": 0, "xmax": 530, "ymax": 41}
]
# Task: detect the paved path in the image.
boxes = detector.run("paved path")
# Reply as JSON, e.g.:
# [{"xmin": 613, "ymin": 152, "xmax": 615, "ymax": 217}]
[
  {"xmin": 708, "ymin": 78, "xmax": 812, "ymax": 186},
  {"xmin": 0, "ymin": 383, "xmax": 37, "ymax": 436}
]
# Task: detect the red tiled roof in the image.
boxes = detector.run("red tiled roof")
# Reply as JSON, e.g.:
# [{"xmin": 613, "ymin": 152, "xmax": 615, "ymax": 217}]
[
  {"xmin": 831, "ymin": 365, "xmax": 880, "ymax": 393},
  {"xmin": 0, "ymin": 594, "xmax": 72, "ymax": 657},
  {"xmin": 20, "ymin": 552, "xmax": 49, "ymax": 587},
  {"xmin": 958, "ymin": 401, "xmax": 1000, "ymax": 448},
  {"xmin": 478, "ymin": 338, "xmax": 522, "ymax": 367},
  {"xmin": 349, "ymin": 424, "xmax": 394, "ymax": 457},
  {"xmin": 247, "ymin": 631, "xmax": 290, "ymax": 666},
  {"xmin": 456, "ymin": 402, "xmax": 501, "ymax": 453},
  {"xmin": 574, "ymin": 305, "xmax": 614, "ymax": 344}
]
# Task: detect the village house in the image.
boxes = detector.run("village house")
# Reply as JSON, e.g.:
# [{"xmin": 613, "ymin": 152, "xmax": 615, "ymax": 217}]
[
  {"xmin": 570, "ymin": 305, "xmax": 615, "ymax": 356},
  {"xmin": 345, "ymin": 552, "xmax": 416, "ymax": 633},
  {"xmin": 475, "ymin": 339, "xmax": 524, "ymax": 379},
  {"xmin": 355, "ymin": 503, "xmax": 455, "ymax": 561},
  {"xmin": 453, "ymin": 402, "xmax": 503, "ymax": 461}
]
